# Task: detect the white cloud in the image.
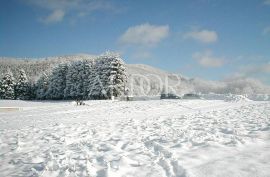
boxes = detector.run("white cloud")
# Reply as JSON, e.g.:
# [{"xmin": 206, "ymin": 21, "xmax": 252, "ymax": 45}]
[
  {"xmin": 24, "ymin": 0, "xmax": 118, "ymax": 24},
  {"xmin": 193, "ymin": 77, "xmax": 270, "ymax": 94},
  {"xmin": 132, "ymin": 51, "xmax": 152, "ymax": 59},
  {"xmin": 119, "ymin": 23, "xmax": 169, "ymax": 46},
  {"xmin": 230, "ymin": 60, "xmax": 270, "ymax": 86},
  {"xmin": 264, "ymin": 0, "xmax": 270, "ymax": 5},
  {"xmin": 241, "ymin": 62, "xmax": 270, "ymax": 74},
  {"xmin": 262, "ymin": 63, "xmax": 270, "ymax": 72},
  {"xmin": 41, "ymin": 9, "xmax": 65, "ymax": 24},
  {"xmin": 183, "ymin": 29, "xmax": 218, "ymax": 43},
  {"xmin": 263, "ymin": 26, "xmax": 270, "ymax": 35},
  {"xmin": 25, "ymin": 0, "xmax": 78, "ymax": 10},
  {"xmin": 192, "ymin": 50, "xmax": 225, "ymax": 68}
]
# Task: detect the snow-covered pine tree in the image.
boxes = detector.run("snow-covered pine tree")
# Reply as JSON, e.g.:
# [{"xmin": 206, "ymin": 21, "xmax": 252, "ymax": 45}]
[
  {"xmin": 46, "ymin": 63, "xmax": 68, "ymax": 100},
  {"xmin": 28, "ymin": 82, "xmax": 37, "ymax": 100},
  {"xmin": 15, "ymin": 69, "xmax": 31, "ymax": 100},
  {"xmin": 88, "ymin": 57, "xmax": 107, "ymax": 99},
  {"xmin": 107, "ymin": 54, "xmax": 127, "ymax": 98},
  {"xmin": 64, "ymin": 60, "xmax": 95, "ymax": 100},
  {"xmin": 36, "ymin": 73, "xmax": 49, "ymax": 99},
  {"xmin": 65, "ymin": 62, "xmax": 78, "ymax": 99},
  {"xmin": 0, "ymin": 77, "xmax": 3, "ymax": 99},
  {"xmin": 64, "ymin": 61, "xmax": 84, "ymax": 99},
  {"xmin": 1, "ymin": 69, "xmax": 16, "ymax": 99},
  {"xmin": 82, "ymin": 60, "xmax": 95, "ymax": 99},
  {"xmin": 76, "ymin": 61, "xmax": 85, "ymax": 99},
  {"xmin": 92, "ymin": 52, "xmax": 127, "ymax": 99}
]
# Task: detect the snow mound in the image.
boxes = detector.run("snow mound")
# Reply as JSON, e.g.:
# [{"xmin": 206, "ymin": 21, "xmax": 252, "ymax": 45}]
[
  {"xmin": 247, "ymin": 94, "xmax": 270, "ymax": 101},
  {"xmin": 201, "ymin": 93, "xmax": 254, "ymax": 102},
  {"xmin": 224, "ymin": 94, "xmax": 251, "ymax": 102},
  {"xmin": 71, "ymin": 101, "xmax": 77, "ymax": 105},
  {"xmin": 200, "ymin": 93, "xmax": 228, "ymax": 100}
]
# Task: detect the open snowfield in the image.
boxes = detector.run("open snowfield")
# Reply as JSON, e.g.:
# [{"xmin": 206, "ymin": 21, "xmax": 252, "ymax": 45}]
[{"xmin": 0, "ymin": 98, "xmax": 270, "ymax": 177}]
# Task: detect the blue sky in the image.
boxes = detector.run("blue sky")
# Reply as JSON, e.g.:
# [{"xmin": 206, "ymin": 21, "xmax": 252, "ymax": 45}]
[{"xmin": 0, "ymin": 0, "xmax": 270, "ymax": 84}]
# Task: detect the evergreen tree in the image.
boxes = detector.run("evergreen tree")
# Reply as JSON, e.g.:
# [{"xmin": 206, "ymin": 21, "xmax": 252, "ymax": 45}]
[
  {"xmin": 36, "ymin": 73, "xmax": 49, "ymax": 99},
  {"xmin": 107, "ymin": 55, "xmax": 127, "ymax": 98},
  {"xmin": 28, "ymin": 82, "xmax": 37, "ymax": 100},
  {"xmin": 97, "ymin": 52, "xmax": 127, "ymax": 99},
  {"xmin": 0, "ymin": 78, "xmax": 3, "ymax": 99},
  {"xmin": 1, "ymin": 70, "xmax": 16, "ymax": 99},
  {"xmin": 64, "ymin": 61, "xmax": 84, "ymax": 99},
  {"xmin": 82, "ymin": 60, "xmax": 95, "ymax": 99},
  {"xmin": 88, "ymin": 58, "xmax": 107, "ymax": 99},
  {"xmin": 46, "ymin": 63, "xmax": 68, "ymax": 100},
  {"xmin": 15, "ymin": 69, "xmax": 31, "ymax": 100},
  {"xmin": 65, "ymin": 60, "xmax": 95, "ymax": 100}
]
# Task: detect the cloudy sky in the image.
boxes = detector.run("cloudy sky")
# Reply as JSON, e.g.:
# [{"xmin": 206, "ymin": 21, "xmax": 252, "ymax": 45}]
[{"xmin": 0, "ymin": 0, "xmax": 270, "ymax": 84}]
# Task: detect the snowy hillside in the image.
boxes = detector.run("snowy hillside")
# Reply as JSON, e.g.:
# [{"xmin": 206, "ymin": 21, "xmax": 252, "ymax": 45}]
[
  {"xmin": 0, "ymin": 99, "xmax": 269, "ymax": 177},
  {"xmin": 1, "ymin": 55, "xmax": 270, "ymax": 96},
  {"xmin": 126, "ymin": 64, "xmax": 193, "ymax": 96},
  {"xmin": 0, "ymin": 55, "xmax": 96, "ymax": 81},
  {"xmin": 0, "ymin": 55, "xmax": 194, "ymax": 96}
]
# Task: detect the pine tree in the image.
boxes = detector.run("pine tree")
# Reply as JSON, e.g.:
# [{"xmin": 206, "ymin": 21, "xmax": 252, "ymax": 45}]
[
  {"xmin": 88, "ymin": 58, "xmax": 107, "ymax": 99},
  {"xmin": 28, "ymin": 82, "xmax": 37, "ymax": 100},
  {"xmin": 46, "ymin": 63, "xmax": 68, "ymax": 100},
  {"xmin": 15, "ymin": 69, "xmax": 31, "ymax": 100},
  {"xmin": 0, "ymin": 78, "xmax": 4, "ymax": 99},
  {"xmin": 97, "ymin": 52, "xmax": 127, "ymax": 99},
  {"xmin": 107, "ymin": 55, "xmax": 127, "ymax": 98},
  {"xmin": 64, "ymin": 60, "xmax": 95, "ymax": 100},
  {"xmin": 1, "ymin": 70, "xmax": 16, "ymax": 99},
  {"xmin": 36, "ymin": 73, "xmax": 49, "ymax": 99},
  {"xmin": 64, "ymin": 61, "xmax": 84, "ymax": 99},
  {"xmin": 82, "ymin": 60, "xmax": 95, "ymax": 99}
]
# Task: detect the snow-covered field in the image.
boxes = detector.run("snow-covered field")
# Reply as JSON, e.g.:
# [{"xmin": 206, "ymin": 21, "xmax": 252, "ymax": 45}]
[{"xmin": 0, "ymin": 98, "xmax": 269, "ymax": 177}]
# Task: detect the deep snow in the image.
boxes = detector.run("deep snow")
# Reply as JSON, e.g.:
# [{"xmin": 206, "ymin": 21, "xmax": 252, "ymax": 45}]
[{"xmin": 0, "ymin": 98, "xmax": 269, "ymax": 177}]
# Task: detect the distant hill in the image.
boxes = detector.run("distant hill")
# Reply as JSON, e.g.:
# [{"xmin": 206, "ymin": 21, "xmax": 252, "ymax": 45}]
[
  {"xmin": 1, "ymin": 54, "xmax": 270, "ymax": 95},
  {"xmin": 126, "ymin": 64, "xmax": 193, "ymax": 96},
  {"xmin": 0, "ymin": 55, "xmax": 96, "ymax": 81}
]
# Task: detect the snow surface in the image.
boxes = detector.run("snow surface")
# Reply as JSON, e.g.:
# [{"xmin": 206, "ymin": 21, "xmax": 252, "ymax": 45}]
[{"xmin": 0, "ymin": 99, "xmax": 270, "ymax": 177}]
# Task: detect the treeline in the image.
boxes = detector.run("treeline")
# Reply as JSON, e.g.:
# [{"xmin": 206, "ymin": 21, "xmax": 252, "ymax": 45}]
[
  {"xmin": 0, "ymin": 53, "xmax": 127, "ymax": 100},
  {"xmin": 0, "ymin": 54, "xmax": 96, "ymax": 81}
]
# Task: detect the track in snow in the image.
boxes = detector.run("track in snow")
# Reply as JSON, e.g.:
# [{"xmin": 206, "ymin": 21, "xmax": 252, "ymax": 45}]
[{"xmin": 0, "ymin": 100, "xmax": 269, "ymax": 177}]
